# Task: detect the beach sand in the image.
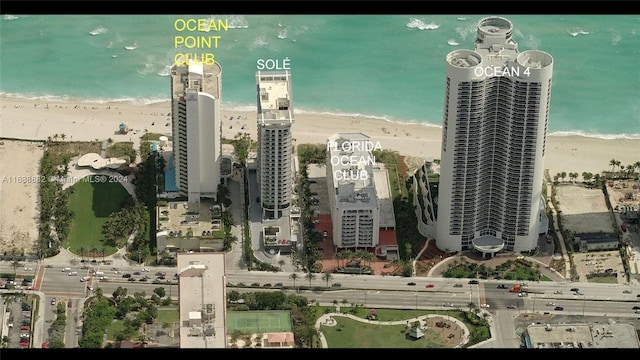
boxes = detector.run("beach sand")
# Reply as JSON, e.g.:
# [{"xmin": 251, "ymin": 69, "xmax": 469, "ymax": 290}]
[{"xmin": 1, "ymin": 95, "xmax": 638, "ymax": 254}]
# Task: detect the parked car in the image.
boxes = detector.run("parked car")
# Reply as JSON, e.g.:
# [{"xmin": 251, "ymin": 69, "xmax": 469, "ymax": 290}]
[
  {"xmin": 497, "ymin": 284, "xmax": 508, "ymax": 289},
  {"xmin": 453, "ymin": 284, "xmax": 463, "ymax": 288},
  {"xmin": 406, "ymin": 282, "xmax": 416, "ymax": 286},
  {"xmin": 51, "ymin": 298, "xmax": 56, "ymax": 305},
  {"xmin": 507, "ymin": 304, "xmax": 517, "ymax": 309},
  {"xmin": 570, "ymin": 287, "xmax": 579, "ymax": 292},
  {"xmin": 554, "ymin": 306, "xmax": 564, "ymax": 311},
  {"xmin": 468, "ymin": 279, "xmax": 479, "ymax": 285},
  {"xmin": 425, "ymin": 283, "xmax": 434, "ymax": 288},
  {"xmin": 546, "ymin": 302, "xmax": 555, "ymax": 306}
]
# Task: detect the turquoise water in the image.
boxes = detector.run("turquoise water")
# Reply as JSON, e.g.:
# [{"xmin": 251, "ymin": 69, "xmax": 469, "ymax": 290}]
[{"xmin": 1, "ymin": 14, "xmax": 639, "ymax": 138}]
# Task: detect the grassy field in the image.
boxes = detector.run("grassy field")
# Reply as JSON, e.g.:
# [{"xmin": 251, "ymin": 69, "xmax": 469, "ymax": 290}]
[
  {"xmin": 321, "ymin": 316, "xmax": 449, "ymax": 348},
  {"xmin": 314, "ymin": 307, "xmax": 488, "ymax": 348},
  {"xmin": 66, "ymin": 178, "xmax": 132, "ymax": 257}
]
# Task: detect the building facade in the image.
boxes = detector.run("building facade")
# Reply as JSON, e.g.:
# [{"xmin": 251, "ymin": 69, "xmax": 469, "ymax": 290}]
[
  {"xmin": 170, "ymin": 60, "xmax": 223, "ymax": 213},
  {"xmin": 256, "ymin": 70, "xmax": 294, "ymax": 220},
  {"xmin": 326, "ymin": 133, "xmax": 380, "ymax": 249},
  {"xmin": 436, "ymin": 16, "xmax": 553, "ymax": 255}
]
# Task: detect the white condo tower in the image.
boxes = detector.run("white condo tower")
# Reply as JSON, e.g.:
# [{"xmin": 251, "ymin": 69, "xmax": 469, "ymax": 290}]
[
  {"xmin": 436, "ymin": 16, "xmax": 553, "ymax": 256},
  {"xmin": 256, "ymin": 70, "xmax": 294, "ymax": 220},
  {"xmin": 170, "ymin": 60, "xmax": 223, "ymax": 213}
]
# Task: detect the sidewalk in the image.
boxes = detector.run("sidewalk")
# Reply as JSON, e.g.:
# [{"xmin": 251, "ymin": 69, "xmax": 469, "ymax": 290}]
[{"xmin": 41, "ymin": 246, "xmax": 137, "ymax": 270}]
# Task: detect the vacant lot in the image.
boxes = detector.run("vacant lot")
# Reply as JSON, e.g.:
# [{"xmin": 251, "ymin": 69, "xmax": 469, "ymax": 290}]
[
  {"xmin": 555, "ymin": 184, "xmax": 614, "ymax": 234},
  {"xmin": 0, "ymin": 140, "xmax": 43, "ymax": 256}
]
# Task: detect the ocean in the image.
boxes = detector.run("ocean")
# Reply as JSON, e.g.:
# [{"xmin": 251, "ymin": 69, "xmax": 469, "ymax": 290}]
[{"xmin": 1, "ymin": 14, "xmax": 639, "ymax": 139}]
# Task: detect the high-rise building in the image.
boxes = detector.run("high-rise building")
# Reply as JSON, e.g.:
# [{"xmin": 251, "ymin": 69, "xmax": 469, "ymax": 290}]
[
  {"xmin": 170, "ymin": 60, "xmax": 223, "ymax": 213},
  {"xmin": 436, "ymin": 16, "xmax": 553, "ymax": 256},
  {"xmin": 326, "ymin": 133, "xmax": 380, "ymax": 249},
  {"xmin": 256, "ymin": 70, "xmax": 294, "ymax": 220}
]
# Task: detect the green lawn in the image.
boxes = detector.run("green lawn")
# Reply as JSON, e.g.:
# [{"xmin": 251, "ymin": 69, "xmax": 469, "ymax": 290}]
[
  {"xmin": 66, "ymin": 178, "xmax": 133, "ymax": 257},
  {"xmin": 321, "ymin": 316, "xmax": 449, "ymax": 348},
  {"xmin": 156, "ymin": 307, "xmax": 179, "ymax": 324},
  {"xmin": 314, "ymin": 307, "xmax": 489, "ymax": 348}
]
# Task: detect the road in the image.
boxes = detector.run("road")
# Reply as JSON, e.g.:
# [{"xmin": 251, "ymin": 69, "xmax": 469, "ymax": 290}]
[{"xmin": 2, "ymin": 260, "xmax": 640, "ymax": 349}]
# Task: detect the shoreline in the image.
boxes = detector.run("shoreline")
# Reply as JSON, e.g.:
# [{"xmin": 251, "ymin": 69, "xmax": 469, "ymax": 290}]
[
  {"xmin": 2, "ymin": 93, "xmax": 638, "ymax": 141},
  {"xmin": 1, "ymin": 94, "xmax": 639, "ymax": 179}
]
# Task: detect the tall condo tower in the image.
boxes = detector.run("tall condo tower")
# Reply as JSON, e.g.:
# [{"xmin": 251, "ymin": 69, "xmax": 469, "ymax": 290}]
[
  {"xmin": 256, "ymin": 70, "xmax": 294, "ymax": 220},
  {"xmin": 436, "ymin": 16, "xmax": 553, "ymax": 256},
  {"xmin": 170, "ymin": 60, "xmax": 223, "ymax": 213}
]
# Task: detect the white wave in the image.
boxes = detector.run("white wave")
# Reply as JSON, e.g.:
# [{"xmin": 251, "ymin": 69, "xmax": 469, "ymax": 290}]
[
  {"xmin": 278, "ymin": 28, "xmax": 288, "ymax": 39},
  {"xmin": 227, "ymin": 15, "xmax": 249, "ymax": 29},
  {"xmin": 611, "ymin": 34, "xmax": 622, "ymax": 45},
  {"xmin": 125, "ymin": 42, "xmax": 138, "ymax": 50},
  {"xmin": 251, "ymin": 36, "xmax": 269, "ymax": 48},
  {"xmin": 456, "ymin": 17, "xmax": 467, "ymax": 21},
  {"xmin": 89, "ymin": 26, "xmax": 107, "ymax": 36},
  {"xmin": 3, "ymin": 15, "xmax": 19, "ymax": 21},
  {"xmin": 156, "ymin": 65, "xmax": 171, "ymax": 77},
  {"xmin": 548, "ymin": 130, "xmax": 640, "ymax": 140},
  {"xmin": 447, "ymin": 39, "xmax": 459, "ymax": 46},
  {"xmin": 0, "ymin": 92, "xmax": 172, "ymax": 106},
  {"xmin": 406, "ymin": 18, "xmax": 439, "ymax": 30},
  {"xmin": 568, "ymin": 27, "xmax": 590, "ymax": 37}
]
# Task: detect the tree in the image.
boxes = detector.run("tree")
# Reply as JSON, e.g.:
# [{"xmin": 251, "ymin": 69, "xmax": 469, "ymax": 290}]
[
  {"xmin": 90, "ymin": 246, "xmax": 98, "ymax": 261},
  {"xmin": 278, "ymin": 259, "xmax": 285, "ymax": 271},
  {"xmin": 305, "ymin": 271, "xmax": 316, "ymax": 286},
  {"xmin": 11, "ymin": 260, "xmax": 21, "ymax": 278},
  {"xmin": 78, "ymin": 246, "xmax": 85, "ymax": 262},
  {"xmin": 322, "ymin": 272, "xmax": 333, "ymax": 287},
  {"xmin": 289, "ymin": 273, "xmax": 298, "ymax": 288}
]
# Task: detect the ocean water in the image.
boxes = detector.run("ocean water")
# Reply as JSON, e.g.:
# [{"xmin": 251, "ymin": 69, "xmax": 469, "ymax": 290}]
[{"xmin": 1, "ymin": 14, "xmax": 639, "ymax": 139}]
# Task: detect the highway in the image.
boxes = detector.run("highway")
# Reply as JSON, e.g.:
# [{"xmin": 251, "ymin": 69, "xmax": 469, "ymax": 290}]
[{"xmin": 2, "ymin": 261, "xmax": 640, "ymax": 349}]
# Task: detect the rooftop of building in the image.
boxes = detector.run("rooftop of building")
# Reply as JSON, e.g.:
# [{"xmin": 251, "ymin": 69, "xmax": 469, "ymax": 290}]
[
  {"xmin": 177, "ymin": 252, "xmax": 227, "ymax": 349},
  {"xmin": 256, "ymin": 70, "xmax": 293, "ymax": 125}
]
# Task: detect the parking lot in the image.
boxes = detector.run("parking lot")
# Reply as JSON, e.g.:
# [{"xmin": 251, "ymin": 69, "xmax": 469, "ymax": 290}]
[{"xmin": 572, "ymin": 250, "xmax": 627, "ymax": 284}]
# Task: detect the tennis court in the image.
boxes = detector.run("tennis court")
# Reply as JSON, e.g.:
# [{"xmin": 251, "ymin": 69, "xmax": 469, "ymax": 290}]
[{"xmin": 227, "ymin": 310, "xmax": 292, "ymax": 333}]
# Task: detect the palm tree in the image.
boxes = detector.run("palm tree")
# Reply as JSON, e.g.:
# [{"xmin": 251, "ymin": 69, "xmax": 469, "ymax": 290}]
[
  {"xmin": 305, "ymin": 271, "xmax": 316, "ymax": 287},
  {"xmin": 11, "ymin": 260, "xmax": 21, "ymax": 279},
  {"xmin": 90, "ymin": 246, "xmax": 98, "ymax": 262},
  {"xmin": 278, "ymin": 259, "xmax": 285, "ymax": 271},
  {"xmin": 322, "ymin": 272, "xmax": 333, "ymax": 287},
  {"xmin": 101, "ymin": 248, "xmax": 106, "ymax": 262},
  {"xmin": 60, "ymin": 133, "xmax": 66, "ymax": 141},
  {"xmin": 289, "ymin": 273, "xmax": 298, "ymax": 288},
  {"xmin": 78, "ymin": 246, "xmax": 85, "ymax": 262},
  {"xmin": 610, "ymin": 159, "xmax": 618, "ymax": 173}
]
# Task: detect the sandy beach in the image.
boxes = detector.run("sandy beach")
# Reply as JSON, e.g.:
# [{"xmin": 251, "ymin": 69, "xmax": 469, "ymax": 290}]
[{"xmin": 1, "ymin": 95, "xmax": 638, "ymax": 255}]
